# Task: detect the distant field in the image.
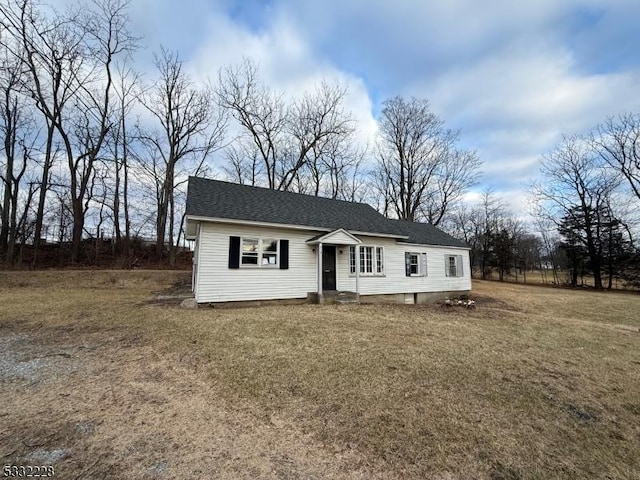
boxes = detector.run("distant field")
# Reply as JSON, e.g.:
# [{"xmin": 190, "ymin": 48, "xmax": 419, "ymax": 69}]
[
  {"xmin": 1, "ymin": 271, "xmax": 639, "ymax": 479},
  {"xmin": 476, "ymin": 268, "xmax": 636, "ymax": 290}
]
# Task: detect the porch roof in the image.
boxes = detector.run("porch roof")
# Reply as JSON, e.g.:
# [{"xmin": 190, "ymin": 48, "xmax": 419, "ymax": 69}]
[{"xmin": 306, "ymin": 229, "xmax": 361, "ymax": 245}]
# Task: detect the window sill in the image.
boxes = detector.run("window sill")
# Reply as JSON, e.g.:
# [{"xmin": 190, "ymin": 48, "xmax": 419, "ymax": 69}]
[
  {"xmin": 348, "ymin": 273, "xmax": 386, "ymax": 278},
  {"xmin": 239, "ymin": 265, "xmax": 279, "ymax": 269}
]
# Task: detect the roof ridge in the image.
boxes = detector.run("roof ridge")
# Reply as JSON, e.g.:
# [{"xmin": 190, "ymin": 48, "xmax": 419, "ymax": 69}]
[{"xmin": 189, "ymin": 176, "xmax": 380, "ymax": 211}]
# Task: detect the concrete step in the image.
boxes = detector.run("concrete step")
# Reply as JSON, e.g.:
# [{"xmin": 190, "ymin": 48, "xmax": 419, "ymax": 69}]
[{"xmin": 323, "ymin": 290, "xmax": 359, "ymax": 305}]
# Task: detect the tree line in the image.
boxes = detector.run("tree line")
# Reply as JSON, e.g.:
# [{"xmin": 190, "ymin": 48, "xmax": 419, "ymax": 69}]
[
  {"xmin": 0, "ymin": 0, "xmax": 480, "ymax": 268},
  {"xmin": 446, "ymin": 113, "xmax": 640, "ymax": 290},
  {"xmin": 531, "ymin": 115, "xmax": 640, "ymax": 289},
  {"xmin": 1, "ymin": 0, "xmax": 639, "ymax": 290}
]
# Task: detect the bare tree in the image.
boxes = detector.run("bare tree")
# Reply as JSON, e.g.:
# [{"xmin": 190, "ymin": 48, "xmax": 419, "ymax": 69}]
[
  {"xmin": 217, "ymin": 60, "xmax": 285, "ymax": 189},
  {"xmin": 591, "ymin": 113, "xmax": 640, "ymax": 202},
  {"xmin": 0, "ymin": 50, "xmax": 39, "ymax": 266},
  {"xmin": 373, "ymin": 96, "xmax": 480, "ymax": 224},
  {"xmin": 477, "ymin": 189, "xmax": 508, "ymax": 279},
  {"xmin": 64, "ymin": 0, "xmax": 136, "ymax": 263},
  {"xmin": 282, "ymin": 81, "xmax": 354, "ymax": 192},
  {"xmin": 532, "ymin": 135, "xmax": 621, "ymax": 289},
  {"xmin": 534, "ymin": 216, "xmax": 563, "ymax": 284},
  {"xmin": 0, "ymin": 0, "xmax": 81, "ymax": 263},
  {"xmin": 446, "ymin": 203, "xmax": 482, "ymax": 275},
  {"xmin": 222, "ymin": 142, "xmax": 263, "ymax": 186},
  {"xmin": 0, "ymin": 0, "xmax": 136, "ymax": 264},
  {"xmin": 108, "ymin": 65, "xmax": 139, "ymax": 249},
  {"xmin": 218, "ymin": 59, "xmax": 354, "ymax": 192},
  {"xmin": 323, "ymin": 141, "xmax": 367, "ymax": 201},
  {"xmin": 139, "ymin": 47, "xmax": 226, "ymax": 265},
  {"xmin": 421, "ymin": 148, "xmax": 481, "ymax": 226},
  {"xmin": 513, "ymin": 233, "xmax": 543, "ymax": 283},
  {"xmin": 0, "ymin": 47, "xmax": 22, "ymax": 257}
]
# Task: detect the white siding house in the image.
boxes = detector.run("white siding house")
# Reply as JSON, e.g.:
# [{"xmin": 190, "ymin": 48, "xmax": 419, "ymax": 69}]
[{"xmin": 185, "ymin": 177, "xmax": 472, "ymax": 304}]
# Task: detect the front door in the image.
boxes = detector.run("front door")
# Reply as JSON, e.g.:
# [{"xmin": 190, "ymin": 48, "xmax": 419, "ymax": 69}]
[{"xmin": 322, "ymin": 246, "xmax": 336, "ymax": 291}]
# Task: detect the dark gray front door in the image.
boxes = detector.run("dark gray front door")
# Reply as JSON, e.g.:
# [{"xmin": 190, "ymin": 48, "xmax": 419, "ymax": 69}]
[{"xmin": 322, "ymin": 246, "xmax": 336, "ymax": 291}]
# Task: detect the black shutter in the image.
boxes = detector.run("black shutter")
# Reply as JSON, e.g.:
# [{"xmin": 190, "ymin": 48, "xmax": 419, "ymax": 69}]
[
  {"xmin": 229, "ymin": 236, "xmax": 240, "ymax": 269},
  {"xmin": 405, "ymin": 252, "xmax": 411, "ymax": 276},
  {"xmin": 280, "ymin": 239, "xmax": 289, "ymax": 269}
]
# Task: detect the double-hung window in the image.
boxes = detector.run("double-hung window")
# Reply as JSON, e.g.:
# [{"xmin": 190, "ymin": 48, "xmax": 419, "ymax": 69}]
[
  {"xmin": 445, "ymin": 254, "xmax": 464, "ymax": 277},
  {"xmin": 405, "ymin": 252, "xmax": 427, "ymax": 277},
  {"xmin": 349, "ymin": 246, "xmax": 384, "ymax": 275},
  {"xmin": 409, "ymin": 253, "xmax": 419, "ymax": 275},
  {"xmin": 241, "ymin": 237, "xmax": 279, "ymax": 267}
]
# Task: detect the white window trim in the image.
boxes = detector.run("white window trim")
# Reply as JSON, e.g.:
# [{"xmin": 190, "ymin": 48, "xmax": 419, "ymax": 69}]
[
  {"xmin": 349, "ymin": 245, "xmax": 385, "ymax": 276},
  {"xmin": 407, "ymin": 252, "xmax": 427, "ymax": 277},
  {"xmin": 240, "ymin": 237, "xmax": 279, "ymax": 268}
]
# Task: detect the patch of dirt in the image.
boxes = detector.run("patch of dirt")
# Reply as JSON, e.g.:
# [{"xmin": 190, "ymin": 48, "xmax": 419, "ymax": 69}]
[
  {"xmin": 154, "ymin": 272, "xmax": 192, "ymax": 297},
  {"xmin": 0, "ymin": 322, "xmax": 398, "ymax": 479},
  {"xmin": 146, "ymin": 272, "xmax": 194, "ymax": 306},
  {"xmin": 470, "ymin": 294, "xmax": 525, "ymax": 313}
]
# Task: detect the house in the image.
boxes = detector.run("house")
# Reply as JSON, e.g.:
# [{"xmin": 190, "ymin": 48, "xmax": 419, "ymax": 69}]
[{"xmin": 185, "ymin": 176, "xmax": 471, "ymax": 304}]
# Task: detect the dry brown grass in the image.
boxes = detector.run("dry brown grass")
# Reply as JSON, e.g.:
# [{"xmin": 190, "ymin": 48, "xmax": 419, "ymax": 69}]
[{"xmin": 1, "ymin": 271, "xmax": 639, "ymax": 479}]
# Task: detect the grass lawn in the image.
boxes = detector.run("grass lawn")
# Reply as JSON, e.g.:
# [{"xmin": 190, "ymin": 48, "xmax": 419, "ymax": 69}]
[{"xmin": 1, "ymin": 271, "xmax": 639, "ymax": 479}]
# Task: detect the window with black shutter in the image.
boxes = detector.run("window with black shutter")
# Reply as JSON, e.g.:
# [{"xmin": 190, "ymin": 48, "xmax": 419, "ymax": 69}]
[
  {"xmin": 280, "ymin": 239, "xmax": 289, "ymax": 269},
  {"xmin": 229, "ymin": 236, "xmax": 240, "ymax": 269}
]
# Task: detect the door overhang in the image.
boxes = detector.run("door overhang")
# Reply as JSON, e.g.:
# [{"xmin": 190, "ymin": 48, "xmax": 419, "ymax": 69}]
[{"xmin": 306, "ymin": 228, "xmax": 361, "ymax": 246}]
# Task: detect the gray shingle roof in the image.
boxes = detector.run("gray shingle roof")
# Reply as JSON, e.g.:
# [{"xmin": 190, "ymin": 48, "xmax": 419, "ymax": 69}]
[
  {"xmin": 387, "ymin": 219, "xmax": 468, "ymax": 248},
  {"xmin": 187, "ymin": 177, "xmax": 402, "ymax": 236},
  {"xmin": 186, "ymin": 176, "xmax": 467, "ymax": 247}
]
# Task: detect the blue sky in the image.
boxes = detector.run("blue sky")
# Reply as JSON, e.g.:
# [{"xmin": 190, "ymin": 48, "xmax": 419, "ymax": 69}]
[{"xmin": 126, "ymin": 0, "xmax": 640, "ymax": 214}]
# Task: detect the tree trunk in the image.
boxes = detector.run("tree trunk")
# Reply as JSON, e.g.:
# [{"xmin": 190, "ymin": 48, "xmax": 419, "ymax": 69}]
[
  {"xmin": 122, "ymin": 112, "xmax": 131, "ymax": 246},
  {"xmin": 32, "ymin": 125, "xmax": 55, "ymax": 266},
  {"xmin": 113, "ymin": 155, "xmax": 121, "ymax": 245},
  {"xmin": 5, "ymin": 186, "xmax": 20, "ymax": 268},
  {"xmin": 592, "ymin": 263, "xmax": 603, "ymax": 289},
  {"xmin": 168, "ymin": 181, "xmax": 176, "ymax": 269},
  {"xmin": 70, "ymin": 198, "xmax": 84, "ymax": 264},
  {"xmin": 155, "ymin": 200, "xmax": 167, "ymax": 260},
  {"xmin": 0, "ymin": 173, "xmax": 11, "ymax": 254}
]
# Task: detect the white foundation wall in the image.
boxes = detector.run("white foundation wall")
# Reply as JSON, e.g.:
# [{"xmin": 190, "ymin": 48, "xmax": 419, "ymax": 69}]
[
  {"xmin": 335, "ymin": 235, "xmax": 471, "ymax": 295},
  {"xmin": 195, "ymin": 222, "xmax": 319, "ymax": 303}
]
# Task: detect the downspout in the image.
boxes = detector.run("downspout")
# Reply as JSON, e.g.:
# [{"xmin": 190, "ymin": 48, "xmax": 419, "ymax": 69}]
[
  {"xmin": 317, "ymin": 242, "xmax": 323, "ymax": 303},
  {"xmin": 355, "ymin": 244, "xmax": 360, "ymax": 301}
]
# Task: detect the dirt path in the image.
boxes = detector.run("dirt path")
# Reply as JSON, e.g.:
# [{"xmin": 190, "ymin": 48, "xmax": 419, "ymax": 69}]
[{"xmin": 0, "ymin": 321, "xmax": 397, "ymax": 480}]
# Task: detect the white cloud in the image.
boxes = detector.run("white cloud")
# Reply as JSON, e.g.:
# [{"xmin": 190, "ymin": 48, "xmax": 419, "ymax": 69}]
[
  {"xmin": 120, "ymin": 0, "xmax": 640, "ymax": 217},
  {"xmin": 185, "ymin": 8, "xmax": 378, "ymax": 147}
]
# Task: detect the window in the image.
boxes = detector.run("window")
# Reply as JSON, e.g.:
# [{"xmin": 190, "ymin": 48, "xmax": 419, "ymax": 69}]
[
  {"xmin": 405, "ymin": 252, "xmax": 427, "ymax": 277},
  {"xmin": 241, "ymin": 237, "xmax": 279, "ymax": 267},
  {"xmin": 409, "ymin": 254, "xmax": 419, "ymax": 275},
  {"xmin": 349, "ymin": 246, "xmax": 384, "ymax": 275},
  {"xmin": 349, "ymin": 246, "xmax": 356, "ymax": 273},
  {"xmin": 241, "ymin": 238, "xmax": 259, "ymax": 265},
  {"xmin": 445, "ymin": 254, "xmax": 464, "ymax": 277},
  {"xmin": 261, "ymin": 238, "xmax": 278, "ymax": 265},
  {"xmin": 448, "ymin": 255, "xmax": 457, "ymax": 277}
]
